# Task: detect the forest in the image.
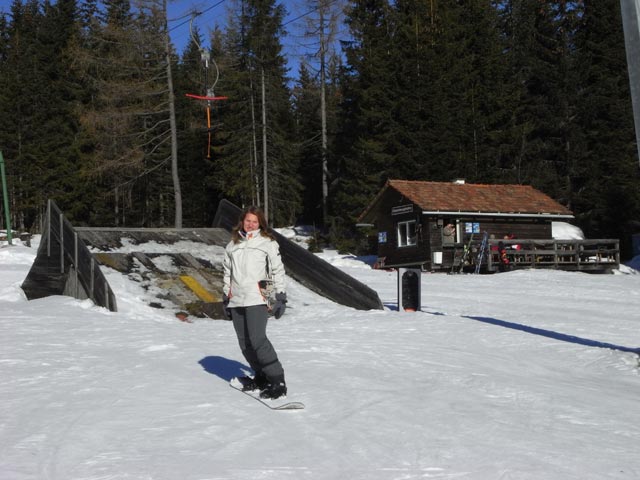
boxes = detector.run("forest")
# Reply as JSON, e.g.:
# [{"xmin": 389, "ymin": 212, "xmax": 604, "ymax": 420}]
[{"xmin": 0, "ymin": 0, "xmax": 639, "ymax": 258}]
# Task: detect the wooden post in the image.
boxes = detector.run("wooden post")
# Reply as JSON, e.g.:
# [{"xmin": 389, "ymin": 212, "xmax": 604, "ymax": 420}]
[
  {"xmin": 47, "ymin": 199, "xmax": 52, "ymax": 256},
  {"xmin": 104, "ymin": 279, "xmax": 110, "ymax": 311},
  {"xmin": 59, "ymin": 213, "xmax": 64, "ymax": 273},
  {"xmin": 90, "ymin": 259, "xmax": 95, "ymax": 300},
  {"xmin": 74, "ymin": 232, "xmax": 79, "ymax": 297}
]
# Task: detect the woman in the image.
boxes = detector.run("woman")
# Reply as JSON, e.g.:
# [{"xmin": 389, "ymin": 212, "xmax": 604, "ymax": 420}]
[{"xmin": 223, "ymin": 206, "xmax": 288, "ymax": 399}]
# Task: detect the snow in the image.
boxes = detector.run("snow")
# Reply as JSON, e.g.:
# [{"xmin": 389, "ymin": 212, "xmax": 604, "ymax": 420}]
[
  {"xmin": 552, "ymin": 221, "xmax": 585, "ymax": 240},
  {"xmin": 1, "ymin": 233, "xmax": 640, "ymax": 480}
]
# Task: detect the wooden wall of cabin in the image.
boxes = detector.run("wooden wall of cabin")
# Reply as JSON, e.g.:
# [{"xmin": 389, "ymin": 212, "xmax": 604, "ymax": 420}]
[
  {"xmin": 370, "ymin": 191, "xmax": 402, "ymax": 261},
  {"xmin": 427, "ymin": 217, "xmax": 555, "ymax": 271},
  {"xmin": 369, "ymin": 193, "xmax": 431, "ymax": 267},
  {"xmin": 456, "ymin": 219, "xmax": 553, "ymax": 243}
]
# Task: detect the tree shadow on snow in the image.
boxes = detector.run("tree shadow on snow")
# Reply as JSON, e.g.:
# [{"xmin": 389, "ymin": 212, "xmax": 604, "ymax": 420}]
[
  {"xmin": 198, "ymin": 356, "xmax": 250, "ymax": 382},
  {"xmin": 462, "ymin": 315, "xmax": 640, "ymax": 355}
]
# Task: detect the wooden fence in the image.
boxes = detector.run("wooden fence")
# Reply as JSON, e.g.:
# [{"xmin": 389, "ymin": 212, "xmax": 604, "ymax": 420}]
[
  {"xmin": 477, "ymin": 238, "xmax": 620, "ymax": 273},
  {"xmin": 21, "ymin": 199, "xmax": 118, "ymax": 311}
]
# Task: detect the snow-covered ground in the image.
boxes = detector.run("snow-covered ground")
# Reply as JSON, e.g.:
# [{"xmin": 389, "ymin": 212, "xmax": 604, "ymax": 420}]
[{"xmin": 1, "ymin": 231, "xmax": 640, "ymax": 480}]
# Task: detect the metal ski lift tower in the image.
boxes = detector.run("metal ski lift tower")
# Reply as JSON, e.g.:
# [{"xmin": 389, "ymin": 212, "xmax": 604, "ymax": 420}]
[{"xmin": 185, "ymin": 15, "xmax": 227, "ymax": 159}]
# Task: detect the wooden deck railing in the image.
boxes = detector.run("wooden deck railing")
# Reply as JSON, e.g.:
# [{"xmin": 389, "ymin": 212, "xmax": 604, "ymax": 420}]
[{"xmin": 477, "ymin": 238, "xmax": 620, "ymax": 273}]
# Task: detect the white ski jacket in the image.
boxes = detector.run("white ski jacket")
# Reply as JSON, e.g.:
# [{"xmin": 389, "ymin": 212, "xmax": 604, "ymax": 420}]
[{"xmin": 223, "ymin": 231, "xmax": 285, "ymax": 308}]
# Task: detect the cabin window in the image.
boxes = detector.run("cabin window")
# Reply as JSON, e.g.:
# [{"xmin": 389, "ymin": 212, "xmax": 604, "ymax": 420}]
[
  {"xmin": 442, "ymin": 222, "xmax": 457, "ymax": 245},
  {"xmin": 397, "ymin": 220, "xmax": 417, "ymax": 247}
]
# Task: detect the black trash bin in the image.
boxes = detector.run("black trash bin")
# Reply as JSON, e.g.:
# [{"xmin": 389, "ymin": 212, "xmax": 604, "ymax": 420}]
[{"xmin": 397, "ymin": 267, "xmax": 421, "ymax": 312}]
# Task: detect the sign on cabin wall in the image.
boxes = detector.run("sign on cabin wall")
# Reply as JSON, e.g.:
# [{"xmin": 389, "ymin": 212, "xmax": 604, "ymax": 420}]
[
  {"xmin": 378, "ymin": 231, "xmax": 387, "ymax": 244},
  {"xmin": 465, "ymin": 222, "xmax": 480, "ymax": 234},
  {"xmin": 391, "ymin": 205, "xmax": 413, "ymax": 215}
]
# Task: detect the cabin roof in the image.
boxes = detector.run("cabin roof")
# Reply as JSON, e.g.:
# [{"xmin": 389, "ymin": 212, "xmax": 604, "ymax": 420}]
[{"xmin": 358, "ymin": 180, "xmax": 573, "ymax": 222}]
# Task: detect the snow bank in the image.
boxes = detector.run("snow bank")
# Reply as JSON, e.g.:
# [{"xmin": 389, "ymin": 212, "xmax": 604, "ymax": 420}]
[{"xmin": 552, "ymin": 221, "xmax": 585, "ymax": 240}]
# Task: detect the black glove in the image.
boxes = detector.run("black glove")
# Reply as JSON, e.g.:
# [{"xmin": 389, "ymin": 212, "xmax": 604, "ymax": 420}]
[
  {"xmin": 222, "ymin": 293, "xmax": 232, "ymax": 320},
  {"xmin": 272, "ymin": 292, "xmax": 287, "ymax": 319}
]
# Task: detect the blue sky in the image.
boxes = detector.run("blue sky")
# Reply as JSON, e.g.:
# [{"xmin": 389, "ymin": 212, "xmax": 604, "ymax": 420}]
[
  {"xmin": 166, "ymin": 0, "xmax": 228, "ymax": 55},
  {"xmin": 170, "ymin": 0, "xmax": 351, "ymax": 86},
  {"xmin": 0, "ymin": 0, "xmax": 346, "ymax": 80},
  {"xmin": 167, "ymin": 0, "xmax": 335, "ymax": 75},
  {"xmin": 0, "ymin": 0, "xmax": 316, "ymax": 59}
]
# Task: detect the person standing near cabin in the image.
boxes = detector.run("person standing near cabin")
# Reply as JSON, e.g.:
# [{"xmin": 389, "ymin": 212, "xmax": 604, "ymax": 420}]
[
  {"xmin": 499, "ymin": 235, "xmax": 512, "ymax": 271},
  {"xmin": 223, "ymin": 206, "xmax": 288, "ymax": 399},
  {"xmin": 443, "ymin": 223, "xmax": 456, "ymax": 243}
]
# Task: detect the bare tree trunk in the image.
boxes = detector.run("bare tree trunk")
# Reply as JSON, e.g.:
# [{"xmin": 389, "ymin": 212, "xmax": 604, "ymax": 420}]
[
  {"xmin": 301, "ymin": 0, "xmax": 342, "ymax": 225},
  {"xmin": 164, "ymin": 0, "xmax": 182, "ymax": 228},
  {"xmin": 250, "ymin": 88, "xmax": 260, "ymax": 206},
  {"xmin": 114, "ymin": 186, "xmax": 119, "ymax": 227},
  {"xmin": 261, "ymin": 67, "xmax": 269, "ymax": 221},
  {"xmin": 319, "ymin": 7, "xmax": 329, "ymax": 224}
]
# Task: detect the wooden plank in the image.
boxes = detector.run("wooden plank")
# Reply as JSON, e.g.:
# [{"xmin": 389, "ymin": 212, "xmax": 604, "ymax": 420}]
[
  {"xmin": 75, "ymin": 227, "xmax": 230, "ymax": 250},
  {"xmin": 179, "ymin": 275, "xmax": 218, "ymax": 302}
]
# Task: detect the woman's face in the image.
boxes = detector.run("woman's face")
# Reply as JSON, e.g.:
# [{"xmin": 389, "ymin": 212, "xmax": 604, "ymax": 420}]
[{"xmin": 243, "ymin": 213, "xmax": 260, "ymax": 232}]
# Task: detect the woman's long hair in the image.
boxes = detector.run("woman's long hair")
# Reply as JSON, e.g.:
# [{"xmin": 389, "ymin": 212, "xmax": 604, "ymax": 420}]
[{"xmin": 231, "ymin": 206, "xmax": 276, "ymax": 243}]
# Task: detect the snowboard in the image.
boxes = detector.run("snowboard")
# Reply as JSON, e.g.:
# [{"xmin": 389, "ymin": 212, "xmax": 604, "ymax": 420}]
[{"xmin": 229, "ymin": 377, "xmax": 305, "ymax": 410}]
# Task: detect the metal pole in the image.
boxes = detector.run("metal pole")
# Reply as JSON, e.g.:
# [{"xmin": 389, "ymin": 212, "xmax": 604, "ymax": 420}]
[
  {"xmin": 0, "ymin": 151, "xmax": 12, "ymax": 245},
  {"xmin": 620, "ymin": 0, "xmax": 640, "ymax": 166}
]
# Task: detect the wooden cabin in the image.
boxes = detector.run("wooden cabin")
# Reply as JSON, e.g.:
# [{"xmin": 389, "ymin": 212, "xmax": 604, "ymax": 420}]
[{"xmin": 358, "ymin": 179, "xmax": 619, "ymax": 273}]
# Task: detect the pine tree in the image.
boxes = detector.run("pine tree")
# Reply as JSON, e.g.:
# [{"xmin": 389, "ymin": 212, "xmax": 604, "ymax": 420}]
[
  {"xmin": 136, "ymin": 0, "xmax": 183, "ymax": 228},
  {"xmin": 75, "ymin": 0, "xmax": 179, "ymax": 227},
  {"xmin": 0, "ymin": 0, "xmax": 85, "ymax": 229},
  {"xmin": 572, "ymin": 0, "xmax": 640, "ymax": 257},
  {"xmin": 543, "ymin": 1, "xmax": 583, "ymax": 208},
  {"xmin": 0, "ymin": 0, "xmax": 45, "ymax": 229},
  {"xmin": 75, "ymin": 0, "xmax": 141, "ymax": 225},
  {"xmin": 385, "ymin": 0, "xmax": 508, "ymax": 184},
  {"xmin": 0, "ymin": 11, "xmax": 10, "ymax": 230},
  {"xmin": 38, "ymin": 0, "xmax": 89, "ymax": 223},
  {"xmin": 208, "ymin": 3, "xmax": 260, "ymax": 207},
  {"xmin": 0, "ymin": 11, "xmax": 8, "ymax": 61},
  {"xmin": 386, "ymin": 0, "xmax": 440, "ymax": 180},
  {"xmin": 439, "ymin": 1, "xmax": 508, "ymax": 183},
  {"xmin": 216, "ymin": 0, "xmax": 300, "ymax": 226},
  {"xmin": 335, "ymin": 0, "xmax": 397, "ymax": 221},
  {"xmin": 296, "ymin": 0, "xmax": 344, "ymax": 226},
  {"xmin": 496, "ymin": 0, "xmax": 578, "ymax": 195},
  {"xmin": 174, "ymin": 25, "xmax": 222, "ymax": 227},
  {"xmin": 292, "ymin": 63, "xmax": 323, "ymax": 225}
]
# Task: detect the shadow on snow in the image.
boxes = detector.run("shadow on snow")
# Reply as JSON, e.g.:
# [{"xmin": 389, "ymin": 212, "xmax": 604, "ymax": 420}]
[
  {"xmin": 198, "ymin": 356, "xmax": 250, "ymax": 382},
  {"xmin": 462, "ymin": 315, "xmax": 640, "ymax": 355}
]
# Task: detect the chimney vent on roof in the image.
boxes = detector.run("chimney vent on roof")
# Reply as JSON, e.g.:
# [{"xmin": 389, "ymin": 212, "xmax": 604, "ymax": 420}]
[{"xmin": 453, "ymin": 178, "xmax": 465, "ymax": 185}]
